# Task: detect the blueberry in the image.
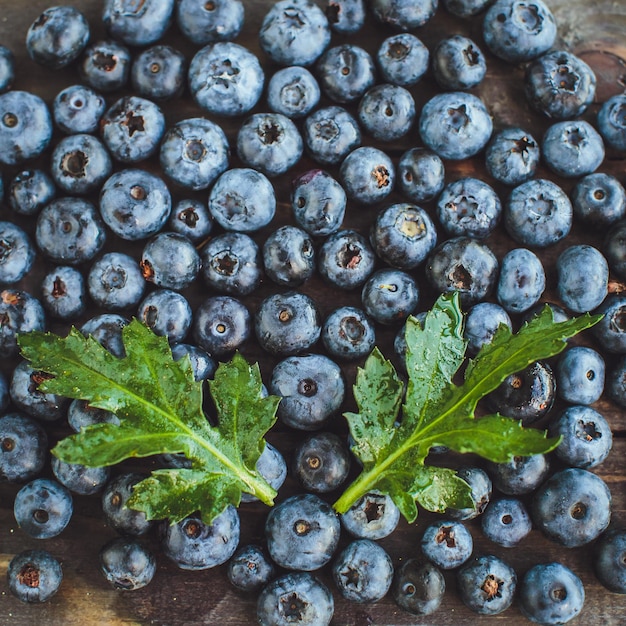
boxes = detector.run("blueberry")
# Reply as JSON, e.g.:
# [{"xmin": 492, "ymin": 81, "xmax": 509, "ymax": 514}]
[
  {"xmin": 519, "ymin": 562, "xmax": 584, "ymax": 625},
  {"xmin": 358, "ymin": 83, "xmax": 415, "ymax": 142},
  {"xmin": 443, "ymin": 0, "xmax": 492, "ymax": 17},
  {"xmin": 303, "ymin": 105, "xmax": 361, "ymax": 165},
  {"xmin": 597, "ymin": 93, "xmax": 626, "ymax": 151},
  {"xmin": 131, "ymin": 45, "xmax": 186, "ymax": 101},
  {"xmin": 88, "ymin": 252, "xmax": 146, "ymax": 311},
  {"xmin": 257, "ymin": 572, "xmax": 334, "ymax": 626},
  {"xmin": 80, "ymin": 313, "xmax": 129, "ymax": 358},
  {"xmin": 448, "ymin": 466, "xmax": 493, "ymax": 521},
  {"xmin": 140, "ymin": 232, "xmax": 201, "ymax": 291},
  {"xmin": 318, "ymin": 229, "xmax": 376, "ymax": 290},
  {"xmin": 340, "ymin": 146, "xmax": 394, "ymax": 205},
  {"xmin": 482, "ymin": 0, "xmax": 557, "ymax": 64},
  {"xmin": 26, "ymin": 6, "xmax": 90, "ymax": 69},
  {"xmin": 340, "ymin": 492, "xmax": 400, "ymax": 540},
  {"xmin": 0, "ymin": 90, "xmax": 53, "ymax": 165},
  {"xmin": 572, "ymin": 172, "xmax": 626, "ymax": 228},
  {"xmin": 259, "ymin": 0, "xmax": 330, "ymax": 67},
  {"xmin": 425, "ymin": 237, "xmax": 498, "ymax": 307},
  {"xmin": 227, "ymin": 544, "xmax": 275, "ymax": 592},
  {"xmin": 102, "ymin": 473, "xmax": 154, "ymax": 537},
  {"xmin": 270, "ymin": 354, "xmax": 344, "ymax": 430},
  {"xmin": 265, "ymin": 493, "xmax": 340, "ymax": 570},
  {"xmin": 0, "ymin": 412, "xmax": 48, "ymax": 483},
  {"xmin": 485, "ymin": 127, "xmax": 540, "ymax": 186},
  {"xmin": 239, "ymin": 442, "xmax": 288, "ymax": 504},
  {"xmin": 291, "ymin": 169, "xmax": 346, "ymax": 237},
  {"xmin": 7, "ymin": 549, "xmax": 63, "ymax": 603},
  {"xmin": 293, "ymin": 431, "xmax": 350, "ymax": 493},
  {"xmin": 0, "ymin": 45, "xmax": 14, "ymax": 93},
  {"xmin": 397, "ymin": 148, "xmax": 445, "ymax": 203},
  {"xmin": 592, "ymin": 295, "xmax": 626, "ymax": 354},
  {"xmin": 607, "ymin": 355, "xmax": 626, "ymax": 409},
  {"xmin": 326, "ymin": 0, "xmax": 366, "ymax": 34},
  {"xmin": 162, "ymin": 506, "xmax": 240, "ymax": 570},
  {"xmin": 321, "ymin": 306, "xmax": 376, "ymax": 361},
  {"xmin": 159, "ymin": 117, "xmax": 229, "ymax": 191},
  {"xmin": 332, "ymin": 539, "xmax": 393, "ymax": 603},
  {"xmin": 209, "ymin": 168, "xmax": 276, "ymax": 232},
  {"xmin": 421, "ymin": 519, "xmax": 474, "ymax": 570},
  {"xmin": 36, "ymin": 197, "xmax": 106, "ymax": 265},
  {"xmin": 14, "ymin": 478, "xmax": 73, "ymax": 539},
  {"xmin": 432, "ymin": 35, "xmax": 487, "ymax": 91},
  {"xmin": 169, "ymin": 198, "xmax": 213, "ymax": 243},
  {"xmin": 176, "ymin": 0, "xmax": 244, "ymax": 45},
  {"xmin": 0, "ymin": 222, "xmax": 35, "ymax": 285},
  {"xmin": 8, "ymin": 169, "xmax": 55, "ymax": 217},
  {"xmin": 51, "ymin": 457, "xmax": 109, "ymax": 496},
  {"xmin": 267, "ymin": 66, "xmax": 320, "ymax": 119},
  {"xmin": 0, "ymin": 371, "xmax": 8, "ymax": 413},
  {"xmin": 171, "ymin": 343, "xmax": 216, "ymax": 382},
  {"xmin": 464, "ymin": 302, "xmax": 511, "ymax": 356},
  {"xmin": 486, "ymin": 453, "xmax": 550, "ymax": 495},
  {"xmin": 102, "ymin": 0, "xmax": 174, "ymax": 46},
  {"xmin": 189, "ymin": 42, "xmax": 264, "ymax": 116},
  {"xmin": 419, "ymin": 91, "xmax": 493, "ymax": 160},
  {"xmin": 555, "ymin": 346, "xmax": 605, "ymax": 405},
  {"xmin": 392, "ymin": 558, "xmax": 445, "ymax": 616},
  {"xmin": 137, "ymin": 289, "xmax": 192, "ymax": 344},
  {"xmin": 316, "ymin": 44, "xmax": 376, "ymax": 104},
  {"xmin": 200, "ymin": 232, "xmax": 262, "ymax": 296},
  {"xmin": 99, "ymin": 537, "xmax": 156, "ymax": 590},
  {"xmin": 0, "ymin": 289, "xmax": 46, "ymax": 358},
  {"xmin": 525, "ymin": 50, "xmax": 596, "ymax": 119},
  {"xmin": 99, "ymin": 169, "xmax": 172, "ymax": 241},
  {"xmin": 497, "ymin": 248, "xmax": 546, "ymax": 313},
  {"xmin": 594, "ymin": 528, "xmax": 626, "ymax": 594},
  {"xmin": 79, "ymin": 40, "xmax": 132, "ymax": 93},
  {"xmin": 263, "ymin": 225, "xmax": 315, "ymax": 288},
  {"xmin": 532, "ymin": 467, "xmax": 611, "ymax": 547},
  {"xmin": 376, "ymin": 33, "xmax": 429, "ymax": 87},
  {"xmin": 504, "ymin": 178, "xmax": 572, "ymax": 248},
  {"xmin": 370, "ymin": 0, "xmax": 438, "ymax": 30},
  {"xmin": 361, "ymin": 268, "xmax": 419, "ymax": 326},
  {"xmin": 480, "ymin": 498, "xmax": 532, "ymax": 547},
  {"xmin": 53, "ymin": 84, "xmax": 106, "ymax": 135},
  {"xmin": 556, "ymin": 244, "xmax": 608, "ymax": 313},
  {"xmin": 67, "ymin": 399, "xmax": 120, "ymax": 433},
  {"xmin": 551, "ymin": 405, "xmax": 612, "ymax": 469}
]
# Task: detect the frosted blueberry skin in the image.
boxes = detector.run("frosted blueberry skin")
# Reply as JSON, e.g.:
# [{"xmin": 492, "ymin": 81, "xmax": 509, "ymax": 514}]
[
  {"xmin": 36, "ymin": 198, "xmax": 106, "ymax": 266},
  {"xmin": 0, "ymin": 222, "xmax": 35, "ymax": 285},
  {"xmin": 504, "ymin": 179, "xmax": 572, "ymax": 248},
  {"xmin": 99, "ymin": 169, "xmax": 172, "ymax": 241},
  {"xmin": 162, "ymin": 506, "xmax": 240, "ymax": 570},
  {"xmin": 608, "ymin": 356, "xmax": 626, "ymax": 409},
  {"xmin": 291, "ymin": 169, "xmax": 346, "ymax": 237},
  {"xmin": 333, "ymin": 539, "xmax": 394, "ymax": 603},
  {"xmin": 0, "ymin": 412, "xmax": 48, "ymax": 483},
  {"xmin": 177, "ymin": 0, "xmax": 244, "ymax": 45},
  {"xmin": 551, "ymin": 405, "xmax": 612, "ymax": 469},
  {"xmin": 293, "ymin": 431, "xmax": 350, "ymax": 493},
  {"xmin": 361, "ymin": 268, "xmax": 419, "ymax": 326},
  {"xmin": 370, "ymin": 0, "xmax": 438, "ymax": 30},
  {"xmin": 376, "ymin": 33, "xmax": 429, "ymax": 87},
  {"xmin": 457, "ymin": 555, "xmax": 517, "ymax": 615},
  {"xmin": 443, "ymin": 0, "xmax": 492, "ymax": 17},
  {"xmin": 26, "ymin": 6, "xmax": 90, "ymax": 69},
  {"xmin": 0, "ymin": 91, "xmax": 53, "ymax": 166},
  {"xmin": 14, "ymin": 478, "xmax": 73, "ymax": 539},
  {"xmin": 257, "ymin": 572, "xmax": 334, "ymax": 626},
  {"xmin": 520, "ymin": 563, "xmax": 585, "ymax": 625},
  {"xmin": 556, "ymin": 346, "xmax": 605, "ymax": 406},
  {"xmin": 321, "ymin": 306, "xmax": 376, "ymax": 361},
  {"xmin": 392, "ymin": 558, "xmax": 445, "ymax": 616},
  {"xmin": 464, "ymin": 302, "xmax": 511, "ymax": 356},
  {"xmin": 169, "ymin": 199, "xmax": 213, "ymax": 243},
  {"xmin": 67, "ymin": 399, "xmax": 120, "ymax": 433},
  {"xmin": 160, "ymin": 117, "xmax": 229, "ymax": 191},
  {"xmin": 7, "ymin": 549, "xmax": 63, "ymax": 603},
  {"xmin": 265, "ymin": 493, "xmax": 340, "ymax": 570},
  {"xmin": 303, "ymin": 105, "xmax": 361, "ymax": 165},
  {"xmin": 267, "ymin": 66, "xmax": 320, "ymax": 119},
  {"xmin": 485, "ymin": 127, "xmax": 540, "ymax": 186},
  {"xmin": 100, "ymin": 96, "xmax": 165, "ymax": 164},
  {"xmin": 53, "ymin": 85, "xmax": 106, "ymax": 135},
  {"xmin": 340, "ymin": 146, "xmax": 394, "ymax": 205},
  {"xmin": 209, "ymin": 168, "xmax": 276, "ymax": 233},
  {"xmin": 358, "ymin": 83, "xmax": 416, "ymax": 142},
  {"xmin": 259, "ymin": 0, "xmax": 331, "ymax": 67},
  {"xmin": 432, "ymin": 35, "xmax": 487, "ymax": 91},
  {"xmin": 436, "ymin": 177, "xmax": 501, "ymax": 239},
  {"xmin": 137, "ymin": 289, "xmax": 192, "ymax": 344},
  {"xmin": 419, "ymin": 92, "xmax": 493, "ymax": 161},
  {"xmin": 481, "ymin": 498, "xmax": 532, "ymax": 547},
  {"xmin": 592, "ymin": 295, "xmax": 626, "ymax": 354},
  {"xmin": 270, "ymin": 354, "xmax": 344, "ymax": 430},
  {"xmin": 497, "ymin": 248, "xmax": 546, "ymax": 314},
  {"xmin": 140, "ymin": 232, "xmax": 201, "ymax": 291},
  {"xmin": 525, "ymin": 50, "xmax": 596, "ymax": 120},
  {"xmin": 448, "ymin": 466, "xmax": 493, "ymax": 521},
  {"xmin": 598, "ymin": 93, "xmax": 626, "ymax": 151},
  {"xmin": 79, "ymin": 40, "xmax": 131, "ymax": 93},
  {"xmin": 340, "ymin": 492, "xmax": 400, "ymax": 540},
  {"xmin": 482, "ymin": 0, "xmax": 557, "ymax": 64},
  {"xmin": 240, "ymin": 442, "xmax": 288, "ymax": 504},
  {"xmin": 101, "ymin": 473, "xmax": 154, "ymax": 537},
  {"xmin": 80, "ymin": 313, "xmax": 129, "ymax": 358},
  {"xmin": 397, "ymin": 148, "xmax": 445, "ymax": 203},
  {"xmin": 318, "ymin": 229, "xmax": 376, "ymax": 290},
  {"xmin": 189, "ymin": 42, "xmax": 264, "ymax": 116},
  {"xmin": 0, "ymin": 45, "xmax": 14, "ymax": 93},
  {"xmin": 0, "ymin": 289, "xmax": 46, "ymax": 358},
  {"xmin": 573, "ymin": 173, "xmax": 626, "ymax": 228},
  {"xmin": 425, "ymin": 237, "xmax": 499, "ymax": 307},
  {"xmin": 326, "ymin": 0, "xmax": 366, "ymax": 34},
  {"xmin": 556, "ymin": 244, "xmax": 608, "ymax": 314},
  {"xmin": 421, "ymin": 520, "xmax": 474, "ymax": 570},
  {"xmin": 263, "ymin": 225, "xmax": 315, "ymax": 288},
  {"xmin": 102, "ymin": 0, "xmax": 174, "ymax": 47},
  {"xmin": 594, "ymin": 528, "xmax": 626, "ymax": 594},
  {"xmin": 487, "ymin": 453, "xmax": 550, "ymax": 495},
  {"xmin": 99, "ymin": 538, "xmax": 156, "ymax": 590},
  {"xmin": 131, "ymin": 45, "xmax": 186, "ymax": 101},
  {"xmin": 51, "ymin": 457, "xmax": 109, "ymax": 496},
  {"xmin": 200, "ymin": 232, "xmax": 262, "ymax": 296},
  {"xmin": 171, "ymin": 343, "xmax": 216, "ymax": 382},
  {"xmin": 9, "ymin": 169, "xmax": 55, "ymax": 217},
  {"xmin": 316, "ymin": 44, "xmax": 376, "ymax": 104},
  {"xmin": 542, "ymin": 120, "xmax": 605, "ymax": 179},
  {"xmin": 227, "ymin": 544, "xmax": 276, "ymax": 592},
  {"xmin": 88, "ymin": 252, "xmax": 146, "ymax": 311},
  {"xmin": 533, "ymin": 467, "xmax": 611, "ymax": 547}
]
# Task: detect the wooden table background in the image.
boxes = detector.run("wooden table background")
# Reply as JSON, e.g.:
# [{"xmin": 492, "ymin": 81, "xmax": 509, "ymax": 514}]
[{"xmin": 0, "ymin": 0, "xmax": 625, "ymax": 624}]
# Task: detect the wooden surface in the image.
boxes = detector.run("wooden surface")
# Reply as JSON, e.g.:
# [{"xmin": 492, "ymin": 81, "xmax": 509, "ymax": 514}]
[{"xmin": 1, "ymin": 0, "xmax": 626, "ymax": 624}]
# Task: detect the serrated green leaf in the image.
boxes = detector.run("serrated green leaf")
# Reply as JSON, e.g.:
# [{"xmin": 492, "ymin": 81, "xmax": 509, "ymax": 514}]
[
  {"xmin": 411, "ymin": 466, "xmax": 473, "ymax": 513},
  {"xmin": 18, "ymin": 319, "xmax": 280, "ymax": 523}
]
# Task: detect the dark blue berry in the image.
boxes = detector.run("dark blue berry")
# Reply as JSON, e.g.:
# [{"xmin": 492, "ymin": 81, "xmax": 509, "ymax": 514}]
[
  {"xmin": 598, "ymin": 93, "xmax": 626, "ymax": 151},
  {"xmin": 0, "ymin": 222, "xmax": 35, "ymax": 285},
  {"xmin": 0, "ymin": 45, "xmax": 14, "ymax": 93},
  {"xmin": 102, "ymin": 473, "xmax": 154, "ymax": 537},
  {"xmin": 480, "ymin": 498, "xmax": 532, "ymax": 547},
  {"xmin": 486, "ymin": 453, "xmax": 550, "ymax": 495},
  {"xmin": 303, "ymin": 105, "xmax": 361, "ymax": 165},
  {"xmin": 169, "ymin": 199, "xmax": 213, "ymax": 243},
  {"xmin": 0, "ymin": 412, "xmax": 47, "ymax": 483},
  {"xmin": 397, "ymin": 148, "xmax": 445, "ymax": 203},
  {"xmin": 485, "ymin": 127, "xmax": 540, "ymax": 186},
  {"xmin": 80, "ymin": 313, "xmax": 129, "ymax": 358},
  {"xmin": 370, "ymin": 0, "xmax": 437, "ymax": 30},
  {"xmin": 497, "ymin": 248, "xmax": 546, "ymax": 313},
  {"xmin": 318, "ymin": 229, "xmax": 375, "ymax": 290},
  {"xmin": 8, "ymin": 169, "xmax": 55, "ymax": 217},
  {"xmin": 572, "ymin": 172, "xmax": 626, "ymax": 228},
  {"xmin": 53, "ymin": 85, "xmax": 106, "ymax": 135},
  {"xmin": 457, "ymin": 554, "xmax": 516, "ymax": 615},
  {"xmin": 293, "ymin": 431, "xmax": 350, "ymax": 493},
  {"xmin": 321, "ymin": 306, "xmax": 375, "ymax": 361},
  {"xmin": 594, "ymin": 529, "xmax": 626, "ymax": 594},
  {"xmin": 358, "ymin": 83, "xmax": 415, "ymax": 142},
  {"xmin": 263, "ymin": 225, "xmax": 315, "ymax": 288},
  {"xmin": 99, "ymin": 537, "xmax": 156, "ymax": 590},
  {"xmin": 51, "ymin": 457, "xmax": 109, "ymax": 496},
  {"xmin": 138, "ymin": 289, "xmax": 192, "ymax": 344},
  {"xmin": 267, "ymin": 66, "xmax": 320, "ymax": 119},
  {"xmin": 340, "ymin": 492, "xmax": 400, "ymax": 540},
  {"xmin": 432, "ymin": 35, "xmax": 486, "ymax": 91},
  {"xmin": 0, "ymin": 289, "xmax": 46, "ymax": 358},
  {"xmin": 40, "ymin": 266, "xmax": 86, "ymax": 321},
  {"xmin": 176, "ymin": 0, "xmax": 244, "ymax": 45},
  {"xmin": 102, "ymin": 0, "xmax": 174, "ymax": 46},
  {"xmin": 392, "ymin": 558, "xmax": 445, "ymax": 616},
  {"xmin": 316, "ymin": 44, "xmax": 376, "ymax": 103},
  {"xmin": 131, "ymin": 45, "xmax": 186, "ymax": 101},
  {"xmin": 340, "ymin": 146, "xmax": 394, "ymax": 205},
  {"xmin": 14, "ymin": 478, "xmax": 73, "ymax": 539},
  {"xmin": 361, "ymin": 268, "xmax": 419, "ymax": 325},
  {"xmin": 140, "ymin": 232, "xmax": 201, "ymax": 291},
  {"xmin": 421, "ymin": 519, "xmax": 474, "ymax": 570},
  {"xmin": 464, "ymin": 302, "xmax": 511, "ymax": 356},
  {"xmin": 376, "ymin": 33, "xmax": 429, "ymax": 87},
  {"xmin": 227, "ymin": 544, "xmax": 275, "ymax": 592},
  {"xmin": 556, "ymin": 346, "xmax": 605, "ymax": 405},
  {"xmin": 79, "ymin": 40, "xmax": 132, "ymax": 93},
  {"xmin": 67, "ymin": 399, "xmax": 120, "ymax": 432},
  {"xmin": 556, "ymin": 244, "xmax": 608, "ymax": 313},
  {"xmin": 326, "ymin": 0, "xmax": 365, "ymax": 34},
  {"xmin": 88, "ymin": 252, "xmax": 146, "ymax": 311},
  {"xmin": 7, "ymin": 549, "xmax": 63, "ymax": 603}
]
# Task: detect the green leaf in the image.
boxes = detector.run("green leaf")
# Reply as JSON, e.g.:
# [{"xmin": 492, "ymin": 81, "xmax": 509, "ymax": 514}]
[
  {"xmin": 18, "ymin": 319, "xmax": 280, "ymax": 524},
  {"xmin": 334, "ymin": 295, "xmax": 601, "ymax": 523}
]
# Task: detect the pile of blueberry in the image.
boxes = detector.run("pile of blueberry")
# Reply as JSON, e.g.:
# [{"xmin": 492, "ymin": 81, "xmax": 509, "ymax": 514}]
[{"xmin": 1, "ymin": 0, "xmax": 626, "ymax": 623}]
